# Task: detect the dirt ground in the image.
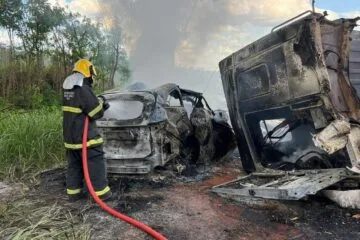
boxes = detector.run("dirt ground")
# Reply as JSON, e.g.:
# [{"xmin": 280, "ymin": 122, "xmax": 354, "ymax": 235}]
[{"xmin": 2, "ymin": 158, "xmax": 360, "ymax": 240}]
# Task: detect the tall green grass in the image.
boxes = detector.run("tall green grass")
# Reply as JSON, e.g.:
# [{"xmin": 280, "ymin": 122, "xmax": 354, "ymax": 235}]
[{"xmin": 0, "ymin": 107, "xmax": 64, "ymax": 180}]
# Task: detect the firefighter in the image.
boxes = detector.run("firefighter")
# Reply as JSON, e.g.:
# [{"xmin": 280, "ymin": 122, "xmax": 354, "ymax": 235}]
[{"xmin": 62, "ymin": 59, "xmax": 113, "ymax": 201}]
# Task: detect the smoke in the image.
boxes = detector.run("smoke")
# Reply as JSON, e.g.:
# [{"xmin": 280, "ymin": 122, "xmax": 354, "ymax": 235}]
[
  {"xmin": 98, "ymin": 0, "xmax": 219, "ymax": 89},
  {"xmin": 97, "ymin": 0, "xmax": 313, "ymax": 109}
]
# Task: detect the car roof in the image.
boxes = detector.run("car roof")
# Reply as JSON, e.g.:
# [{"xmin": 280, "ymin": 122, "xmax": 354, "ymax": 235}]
[{"xmin": 103, "ymin": 83, "xmax": 203, "ymax": 100}]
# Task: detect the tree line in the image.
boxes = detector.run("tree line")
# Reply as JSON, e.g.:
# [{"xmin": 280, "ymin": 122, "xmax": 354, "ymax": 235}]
[{"xmin": 0, "ymin": 0, "xmax": 130, "ymax": 108}]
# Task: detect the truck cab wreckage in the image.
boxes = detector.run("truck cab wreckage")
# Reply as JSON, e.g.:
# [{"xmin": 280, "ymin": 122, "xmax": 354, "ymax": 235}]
[{"xmin": 214, "ymin": 11, "xmax": 360, "ymax": 206}]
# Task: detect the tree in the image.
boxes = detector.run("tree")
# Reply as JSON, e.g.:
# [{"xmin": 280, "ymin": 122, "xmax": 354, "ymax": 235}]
[
  {"xmin": 0, "ymin": 0, "xmax": 131, "ymax": 107},
  {"xmin": 0, "ymin": 0, "xmax": 23, "ymax": 54},
  {"xmin": 62, "ymin": 15, "xmax": 103, "ymax": 61},
  {"xmin": 94, "ymin": 26, "xmax": 131, "ymax": 91},
  {"xmin": 107, "ymin": 27, "xmax": 122, "ymax": 88},
  {"xmin": 18, "ymin": 0, "xmax": 64, "ymax": 60}
]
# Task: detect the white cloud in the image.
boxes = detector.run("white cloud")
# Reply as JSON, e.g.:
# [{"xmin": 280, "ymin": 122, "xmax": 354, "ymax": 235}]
[
  {"xmin": 48, "ymin": 0, "xmax": 66, "ymax": 8},
  {"xmin": 315, "ymin": 8, "xmax": 340, "ymax": 20},
  {"xmin": 175, "ymin": 0, "xmax": 314, "ymax": 71},
  {"xmin": 226, "ymin": 0, "xmax": 311, "ymax": 24},
  {"xmin": 175, "ymin": 26, "xmax": 255, "ymax": 70},
  {"xmin": 0, "ymin": 0, "xmax": 106, "ymax": 46},
  {"xmin": 49, "ymin": 0, "xmax": 115, "ymax": 30},
  {"xmin": 68, "ymin": 0, "xmax": 102, "ymax": 17},
  {"xmin": 340, "ymin": 11, "xmax": 360, "ymax": 30},
  {"xmin": 3, "ymin": 0, "xmax": 359, "ymax": 72},
  {"xmin": 174, "ymin": 0, "xmax": 360, "ymax": 71},
  {"xmin": 0, "ymin": 30, "xmax": 22, "ymax": 46},
  {"xmin": 0, "ymin": 30, "xmax": 9, "ymax": 46},
  {"xmin": 49, "ymin": 0, "xmax": 105, "ymax": 20},
  {"xmin": 341, "ymin": 11, "xmax": 360, "ymax": 18}
]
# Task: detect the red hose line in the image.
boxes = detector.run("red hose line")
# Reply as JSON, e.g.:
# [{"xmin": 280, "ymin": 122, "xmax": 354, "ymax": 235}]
[{"xmin": 82, "ymin": 116, "xmax": 167, "ymax": 240}]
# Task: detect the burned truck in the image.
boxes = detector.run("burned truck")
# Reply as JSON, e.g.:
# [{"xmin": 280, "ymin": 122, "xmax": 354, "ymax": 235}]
[
  {"xmin": 219, "ymin": 11, "xmax": 360, "ymax": 173},
  {"xmin": 213, "ymin": 11, "xmax": 360, "ymax": 201},
  {"xmin": 96, "ymin": 83, "xmax": 235, "ymax": 174}
]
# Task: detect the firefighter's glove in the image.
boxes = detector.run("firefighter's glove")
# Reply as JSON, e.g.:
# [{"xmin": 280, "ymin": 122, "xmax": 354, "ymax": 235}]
[
  {"xmin": 103, "ymin": 102, "xmax": 110, "ymax": 111},
  {"xmin": 98, "ymin": 95, "xmax": 110, "ymax": 111}
]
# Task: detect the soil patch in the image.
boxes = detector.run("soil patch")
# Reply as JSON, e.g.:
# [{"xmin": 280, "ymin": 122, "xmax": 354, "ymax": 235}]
[{"xmin": 2, "ymin": 158, "xmax": 360, "ymax": 239}]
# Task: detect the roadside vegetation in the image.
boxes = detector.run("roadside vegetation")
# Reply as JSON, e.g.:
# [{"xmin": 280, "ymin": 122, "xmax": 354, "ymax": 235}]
[
  {"xmin": 0, "ymin": 0, "xmax": 131, "ymax": 180},
  {"xmin": 0, "ymin": 107, "xmax": 63, "ymax": 181},
  {"xmin": 0, "ymin": 1, "xmax": 130, "ymax": 237},
  {"xmin": 0, "ymin": 0, "xmax": 131, "ymax": 109}
]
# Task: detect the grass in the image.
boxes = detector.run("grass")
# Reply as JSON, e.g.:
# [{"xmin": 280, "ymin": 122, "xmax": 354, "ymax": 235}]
[
  {"xmin": 0, "ymin": 200, "xmax": 91, "ymax": 239},
  {"xmin": 0, "ymin": 107, "xmax": 65, "ymax": 181},
  {"xmin": 0, "ymin": 107, "xmax": 94, "ymax": 239}
]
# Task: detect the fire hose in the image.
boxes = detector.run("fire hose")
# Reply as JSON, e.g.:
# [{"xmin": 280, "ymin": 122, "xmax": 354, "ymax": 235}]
[{"xmin": 82, "ymin": 116, "xmax": 167, "ymax": 240}]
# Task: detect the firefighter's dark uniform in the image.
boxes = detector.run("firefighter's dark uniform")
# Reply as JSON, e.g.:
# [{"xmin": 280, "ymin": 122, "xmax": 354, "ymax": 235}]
[{"xmin": 62, "ymin": 71, "xmax": 111, "ymax": 199}]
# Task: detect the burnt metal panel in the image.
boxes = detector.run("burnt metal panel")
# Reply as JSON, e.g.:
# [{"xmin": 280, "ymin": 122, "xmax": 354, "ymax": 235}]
[
  {"xmin": 212, "ymin": 168, "xmax": 349, "ymax": 200},
  {"xmin": 103, "ymin": 127, "xmax": 152, "ymax": 159},
  {"xmin": 350, "ymin": 31, "xmax": 360, "ymax": 95}
]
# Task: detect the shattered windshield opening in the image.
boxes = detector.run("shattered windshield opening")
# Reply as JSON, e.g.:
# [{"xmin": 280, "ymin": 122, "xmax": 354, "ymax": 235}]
[
  {"xmin": 260, "ymin": 119, "xmax": 293, "ymax": 144},
  {"xmin": 166, "ymin": 89, "xmax": 183, "ymax": 107},
  {"xmin": 182, "ymin": 97, "xmax": 195, "ymax": 118},
  {"xmin": 102, "ymin": 100, "xmax": 144, "ymax": 120},
  {"xmin": 245, "ymin": 106, "xmax": 330, "ymax": 169}
]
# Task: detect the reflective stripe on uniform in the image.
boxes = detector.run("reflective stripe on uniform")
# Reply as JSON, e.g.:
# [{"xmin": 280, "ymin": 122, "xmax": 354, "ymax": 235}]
[
  {"xmin": 88, "ymin": 101, "xmax": 103, "ymax": 117},
  {"xmin": 95, "ymin": 186, "xmax": 111, "ymax": 196},
  {"xmin": 67, "ymin": 188, "xmax": 81, "ymax": 195},
  {"xmin": 62, "ymin": 106, "xmax": 82, "ymax": 113},
  {"xmin": 64, "ymin": 137, "xmax": 104, "ymax": 149}
]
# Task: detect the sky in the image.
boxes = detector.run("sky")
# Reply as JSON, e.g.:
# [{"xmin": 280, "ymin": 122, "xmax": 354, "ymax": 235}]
[
  {"xmin": 316, "ymin": 0, "xmax": 358, "ymax": 12},
  {"xmin": 1, "ymin": 0, "xmax": 360, "ymax": 109}
]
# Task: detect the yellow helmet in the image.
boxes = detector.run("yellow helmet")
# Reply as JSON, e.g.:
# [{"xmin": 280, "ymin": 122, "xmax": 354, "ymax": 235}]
[{"xmin": 73, "ymin": 59, "xmax": 97, "ymax": 78}]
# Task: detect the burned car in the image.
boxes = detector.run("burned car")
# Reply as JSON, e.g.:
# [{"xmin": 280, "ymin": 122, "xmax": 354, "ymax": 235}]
[{"xmin": 96, "ymin": 83, "xmax": 235, "ymax": 174}]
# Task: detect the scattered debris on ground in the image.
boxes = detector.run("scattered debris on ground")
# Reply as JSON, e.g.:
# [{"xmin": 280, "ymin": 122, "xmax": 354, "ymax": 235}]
[
  {"xmin": 322, "ymin": 190, "xmax": 360, "ymax": 209},
  {"xmin": 0, "ymin": 181, "xmax": 25, "ymax": 202},
  {"xmin": 1, "ymin": 158, "xmax": 359, "ymax": 240}
]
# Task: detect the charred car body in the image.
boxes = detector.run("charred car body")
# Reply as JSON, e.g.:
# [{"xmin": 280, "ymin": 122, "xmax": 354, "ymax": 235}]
[
  {"xmin": 96, "ymin": 83, "xmax": 235, "ymax": 174},
  {"xmin": 213, "ymin": 12, "xmax": 360, "ymax": 201}
]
